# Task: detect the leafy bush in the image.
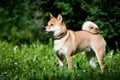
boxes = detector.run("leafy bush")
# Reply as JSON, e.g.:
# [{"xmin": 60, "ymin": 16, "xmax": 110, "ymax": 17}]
[
  {"xmin": 42, "ymin": 0, "xmax": 120, "ymax": 38},
  {"xmin": 0, "ymin": 0, "xmax": 120, "ymax": 40}
]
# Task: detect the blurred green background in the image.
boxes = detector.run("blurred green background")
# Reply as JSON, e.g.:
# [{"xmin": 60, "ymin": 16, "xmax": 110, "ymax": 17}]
[
  {"xmin": 0, "ymin": 1, "xmax": 120, "ymax": 79},
  {"xmin": 0, "ymin": 0, "xmax": 120, "ymax": 48}
]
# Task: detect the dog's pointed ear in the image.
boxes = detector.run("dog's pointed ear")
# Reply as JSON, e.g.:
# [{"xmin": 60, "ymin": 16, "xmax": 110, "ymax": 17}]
[
  {"xmin": 50, "ymin": 13, "xmax": 54, "ymax": 18},
  {"xmin": 57, "ymin": 14, "xmax": 62, "ymax": 23}
]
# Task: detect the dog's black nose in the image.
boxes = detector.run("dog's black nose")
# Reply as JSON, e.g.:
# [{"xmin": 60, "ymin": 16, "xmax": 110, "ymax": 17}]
[
  {"xmin": 43, "ymin": 27, "xmax": 46, "ymax": 31},
  {"xmin": 44, "ymin": 28, "xmax": 48, "ymax": 33}
]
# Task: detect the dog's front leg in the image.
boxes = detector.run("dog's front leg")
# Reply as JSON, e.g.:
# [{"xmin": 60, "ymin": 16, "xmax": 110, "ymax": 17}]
[
  {"xmin": 57, "ymin": 54, "xmax": 64, "ymax": 67},
  {"xmin": 58, "ymin": 58, "xmax": 64, "ymax": 67},
  {"xmin": 66, "ymin": 56, "xmax": 72, "ymax": 69}
]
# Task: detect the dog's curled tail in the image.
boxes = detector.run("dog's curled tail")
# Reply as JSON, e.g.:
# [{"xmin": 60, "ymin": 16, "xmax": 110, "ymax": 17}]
[{"xmin": 82, "ymin": 21, "xmax": 100, "ymax": 34}]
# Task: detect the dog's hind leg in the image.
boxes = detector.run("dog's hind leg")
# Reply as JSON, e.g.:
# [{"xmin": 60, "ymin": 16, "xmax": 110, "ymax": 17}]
[
  {"xmin": 92, "ymin": 46, "xmax": 105, "ymax": 70},
  {"xmin": 86, "ymin": 52, "xmax": 96, "ymax": 68},
  {"xmin": 95, "ymin": 50, "xmax": 105, "ymax": 70}
]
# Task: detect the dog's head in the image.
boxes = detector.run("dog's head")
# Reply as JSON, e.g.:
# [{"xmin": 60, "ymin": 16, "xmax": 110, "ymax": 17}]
[{"xmin": 45, "ymin": 13, "xmax": 65, "ymax": 33}]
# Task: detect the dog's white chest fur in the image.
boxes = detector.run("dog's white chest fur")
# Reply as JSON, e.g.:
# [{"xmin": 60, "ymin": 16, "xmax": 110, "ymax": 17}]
[
  {"xmin": 54, "ymin": 40, "xmax": 67, "ymax": 55},
  {"xmin": 53, "ymin": 33, "xmax": 68, "ymax": 55}
]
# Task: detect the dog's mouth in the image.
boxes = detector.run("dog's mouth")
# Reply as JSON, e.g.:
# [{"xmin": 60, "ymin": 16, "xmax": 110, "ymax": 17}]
[
  {"xmin": 45, "ymin": 29, "xmax": 54, "ymax": 33},
  {"xmin": 45, "ymin": 28, "xmax": 54, "ymax": 35},
  {"xmin": 45, "ymin": 26, "xmax": 61, "ymax": 32},
  {"xmin": 45, "ymin": 29, "xmax": 52, "ymax": 32}
]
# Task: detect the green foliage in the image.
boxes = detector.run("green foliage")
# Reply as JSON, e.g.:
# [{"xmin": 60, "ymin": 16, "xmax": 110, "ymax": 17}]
[
  {"xmin": 54, "ymin": 2, "xmax": 73, "ymax": 15},
  {"xmin": 42, "ymin": 0, "xmax": 120, "ymax": 39},
  {"xmin": 0, "ymin": 0, "xmax": 120, "ymax": 41},
  {"xmin": 81, "ymin": 0, "xmax": 120, "ymax": 38},
  {"xmin": 0, "ymin": 0, "xmax": 41, "ymax": 41},
  {"xmin": 0, "ymin": 40, "xmax": 120, "ymax": 80}
]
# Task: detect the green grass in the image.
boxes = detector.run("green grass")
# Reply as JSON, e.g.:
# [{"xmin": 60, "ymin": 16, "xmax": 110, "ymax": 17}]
[{"xmin": 0, "ymin": 39, "xmax": 120, "ymax": 80}]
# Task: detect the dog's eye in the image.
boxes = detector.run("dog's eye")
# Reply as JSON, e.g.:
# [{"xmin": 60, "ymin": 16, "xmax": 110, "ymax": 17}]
[{"xmin": 51, "ymin": 24, "xmax": 54, "ymax": 26}]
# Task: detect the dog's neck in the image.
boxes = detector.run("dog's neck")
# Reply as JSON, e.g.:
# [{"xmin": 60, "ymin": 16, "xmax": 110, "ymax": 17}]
[
  {"xmin": 54, "ymin": 22, "xmax": 68, "ymax": 40},
  {"xmin": 54, "ymin": 31, "xmax": 67, "ymax": 40}
]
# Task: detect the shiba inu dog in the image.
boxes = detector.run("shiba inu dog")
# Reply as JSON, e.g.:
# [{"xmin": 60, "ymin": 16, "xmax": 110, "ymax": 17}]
[{"xmin": 45, "ymin": 13, "xmax": 106, "ymax": 70}]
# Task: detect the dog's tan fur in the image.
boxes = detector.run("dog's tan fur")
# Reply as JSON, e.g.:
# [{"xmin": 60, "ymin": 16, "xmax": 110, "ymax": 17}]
[{"xmin": 46, "ymin": 13, "xmax": 106, "ymax": 70}]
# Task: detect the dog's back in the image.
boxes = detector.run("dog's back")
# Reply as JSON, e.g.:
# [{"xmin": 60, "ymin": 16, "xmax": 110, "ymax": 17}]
[{"xmin": 63, "ymin": 30, "xmax": 106, "ymax": 54}]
